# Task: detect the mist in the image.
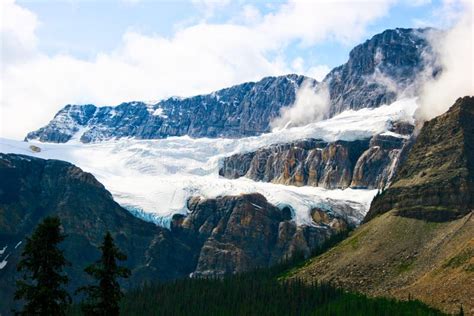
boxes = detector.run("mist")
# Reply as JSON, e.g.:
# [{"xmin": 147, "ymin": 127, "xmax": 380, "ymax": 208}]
[
  {"xmin": 416, "ymin": 1, "xmax": 474, "ymax": 121},
  {"xmin": 270, "ymin": 80, "xmax": 330, "ymax": 131}
]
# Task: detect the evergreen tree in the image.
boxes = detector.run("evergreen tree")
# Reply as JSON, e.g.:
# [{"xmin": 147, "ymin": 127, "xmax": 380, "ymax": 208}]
[
  {"xmin": 14, "ymin": 216, "xmax": 71, "ymax": 315},
  {"xmin": 78, "ymin": 232, "xmax": 130, "ymax": 316}
]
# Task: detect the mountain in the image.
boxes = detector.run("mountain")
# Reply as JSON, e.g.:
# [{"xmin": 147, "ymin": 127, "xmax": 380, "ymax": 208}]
[
  {"xmin": 287, "ymin": 97, "xmax": 474, "ymax": 315},
  {"xmin": 325, "ymin": 28, "xmax": 435, "ymax": 115},
  {"xmin": 366, "ymin": 96, "xmax": 474, "ymax": 222},
  {"xmin": 0, "ymin": 153, "xmax": 193, "ymax": 313},
  {"xmin": 0, "ymin": 153, "xmax": 348, "ymax": 314},
  {"xmin": 25, "ymin": 74, "xmax": 312, "ymax": 143},
  {"xmin": 25, "ymin": 28, "xmax": 435, "ymax": 143}
]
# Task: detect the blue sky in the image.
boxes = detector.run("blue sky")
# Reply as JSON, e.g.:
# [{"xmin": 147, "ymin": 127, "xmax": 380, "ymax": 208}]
[
  {"xmin": 1, "ymin": 0, "xmax": 467, "ymax": 138},
  {"xmin": 18, "ymin": 0, "xmax": 445, "ymax": 69}
]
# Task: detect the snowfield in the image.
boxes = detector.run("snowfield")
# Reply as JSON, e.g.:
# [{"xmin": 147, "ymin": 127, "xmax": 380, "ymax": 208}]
[{"xmin": 0, "ymin": 98, "xmax": 418, "ymax": 227}]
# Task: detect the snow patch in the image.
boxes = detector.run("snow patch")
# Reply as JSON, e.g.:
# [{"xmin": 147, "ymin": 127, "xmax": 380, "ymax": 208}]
[
  {"xmin": 152, "ymin": 108, "xmax": 168, "ymax": 118},
  {"xmin": 250, "ymin": 203, "xmax": 263, "ymax": 210},
  {"xmin": 0, "ymin": 254, "xmax": 9, "ymax": 270}
]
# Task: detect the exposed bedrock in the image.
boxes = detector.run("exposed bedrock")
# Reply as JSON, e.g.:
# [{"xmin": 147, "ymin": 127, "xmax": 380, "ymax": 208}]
[
  {"xmin": 176, "ymin": 194, "xmax": 349, "ymax": 277},
  {"xmin": 219, "ymin": 130, "xmax": 413, "ymax": 190}
]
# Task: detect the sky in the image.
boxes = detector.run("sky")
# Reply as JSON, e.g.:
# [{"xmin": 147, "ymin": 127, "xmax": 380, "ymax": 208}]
[{"xmin": 0, "ymin": 0, "xmax": 468, "ymax": 139}]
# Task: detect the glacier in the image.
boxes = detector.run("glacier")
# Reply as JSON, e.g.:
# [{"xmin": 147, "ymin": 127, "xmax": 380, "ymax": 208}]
[{"xmin": 0, "ymin": 98, "xmax": 417, "ymax": 227}]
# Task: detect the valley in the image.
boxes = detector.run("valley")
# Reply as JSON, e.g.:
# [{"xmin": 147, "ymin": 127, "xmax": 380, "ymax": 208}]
[{"xmin": 0, "ymin": 19, "xmax": 472, "ymax": 316}]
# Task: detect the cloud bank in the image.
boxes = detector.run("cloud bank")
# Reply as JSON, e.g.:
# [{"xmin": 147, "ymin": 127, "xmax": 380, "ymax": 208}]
[{"xmin": 416, "ymin": 0, "xmax": 473, "ymax": 120}]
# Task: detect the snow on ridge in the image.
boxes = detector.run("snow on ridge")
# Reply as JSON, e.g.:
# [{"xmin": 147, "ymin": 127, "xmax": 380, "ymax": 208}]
[
  {"xmin": 152, "ymin": 108, "xmax": 168, "ymax": 118},
  {"xmin": 0, "ymin": 98, "xmax": 417, "ymax": 227}
]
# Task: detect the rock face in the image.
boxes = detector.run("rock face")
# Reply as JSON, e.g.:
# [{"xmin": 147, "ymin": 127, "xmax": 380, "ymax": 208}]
[
  {"xmin": 25, "ymin": 75, "xmax": 311, "ymax": 143},
  {"xmin": 26, "ymin": 28, "xmax": 436, "ymax": 143},
  {"xmin": 0, "ymin": 153, "xmax": 196, "ymax": 313},
  {"xmin": 366, "ymin": 96, "xmax": 474, "ymax": 222},
  {"xmin": 350, "ymin": 134, "xmax": 407, "ymax": 189},
  {"xmin": 289, "ymin": 97, "xmax": 474, "ymax": 315},
  {"xmin": 324, "ymin": 28, "xmax": 435, "ymax": 116},
  {"xmin": 0, "ymin": 153, "xmax": 347, "ymax": 314},
  {"xmin": 178, "ymin": 194, "xmax": 348, "ymax": 277},
  {"xmin": 220, "ymin": 131, "xmax": 412, "ymax": 190}
]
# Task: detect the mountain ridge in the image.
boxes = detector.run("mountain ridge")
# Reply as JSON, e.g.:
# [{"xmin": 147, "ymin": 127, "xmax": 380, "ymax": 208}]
[
  {"xmin": 25, "ymin": 27, "xmax": 436, "ymax": 143},
  {"xmin": 25, "ymin": 74, "xmax": 312, "ymax": 143}
]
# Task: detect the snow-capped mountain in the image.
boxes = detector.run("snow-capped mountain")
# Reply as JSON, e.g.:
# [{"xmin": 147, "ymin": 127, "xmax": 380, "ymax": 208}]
[
  {"xmin": 25, "ymin": 28, "xmax": 435, "ymax": 144},
  {"xmin": 325, "ymin": 28, "xmax": 435, "ymax": 115},
  {"xmin": 25, "ymin": 74, "xmax": 312, "ymax": 143},
  {"xmin": 1, "ymin": 98, "xmax": 418, "ymax": 227}
]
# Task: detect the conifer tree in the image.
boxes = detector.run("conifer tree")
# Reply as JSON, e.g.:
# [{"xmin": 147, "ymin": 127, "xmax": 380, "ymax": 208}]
[
  {"xmin": 78, "ymin": 232, "xmax": 130, "ymax": 316},
  {"xmin": 14, "ymin": 216, "xmax": 71, "ymax": 315}
]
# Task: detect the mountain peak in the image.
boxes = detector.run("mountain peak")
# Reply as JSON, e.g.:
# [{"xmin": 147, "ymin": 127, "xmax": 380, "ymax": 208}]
[{"xmin": 325, "ymin": 27, "xmax": 436, "ymax": 116}]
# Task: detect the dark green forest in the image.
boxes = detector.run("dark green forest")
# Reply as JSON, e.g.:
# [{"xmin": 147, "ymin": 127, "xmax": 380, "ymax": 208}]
[
  {"xmin": 113, "ymin": 268, "xmax": 446, "ymax": 316},
  {"xmin": 66, "ymin": 231, "xmax": 448, "ymax": 316}
]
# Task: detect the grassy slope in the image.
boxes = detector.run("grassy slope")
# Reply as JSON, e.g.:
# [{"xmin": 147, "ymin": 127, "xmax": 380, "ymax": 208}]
[{"xmin": 289, "ymin": 211, "xmax": 473, "ymax": 315}]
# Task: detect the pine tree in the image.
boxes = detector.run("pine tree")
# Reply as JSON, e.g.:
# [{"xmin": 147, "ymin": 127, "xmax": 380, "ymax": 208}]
[
  {"xmin": 78, "ymin": 232, "xmax": 131, "ymax": 316},
  {"xmin": 14, "ymin": 216, "xmax": 71, "ymax": 315}
]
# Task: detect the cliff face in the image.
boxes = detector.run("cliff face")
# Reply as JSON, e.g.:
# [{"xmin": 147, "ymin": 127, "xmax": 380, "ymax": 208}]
[
  {"xmin": 0, "ymin": 153, "xmax": 347, "ymax": 313},
  {"xmin": 288, "ymin": 97, "xmax": 474, "ymax": 315},
  {"xmin": 176, "ymin": 194, "xmax": 348, "ymax": 277},
  {"xmin": 220, "ymin": 131, "xmax": 412, "ymax": 190},
  {"xmin": 366, "ymin": 96, "xmax": 474, "ymax": 222}
]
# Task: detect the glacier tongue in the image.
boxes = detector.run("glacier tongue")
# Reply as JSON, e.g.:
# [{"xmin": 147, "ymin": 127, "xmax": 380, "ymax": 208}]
[{"xmin": 0, "ymin": 98, "xmax": 417, "ymax": 227}]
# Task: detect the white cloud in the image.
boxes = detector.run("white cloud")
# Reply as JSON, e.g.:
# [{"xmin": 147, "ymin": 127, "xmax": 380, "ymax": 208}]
[
  {"xmin": 0, "ymin": 0, "xmax": 39, "ymax": 64},
  {"xmin": 1, "ymin": 0, "xmax": 396, "ymax": 139},
  {"xmin": 416, "ymin": 0, "xmax": 473, "ymax": 121},
  {"xmin": 306, "ymin": 65, "xmax": 331, "ymax": 82},
  {"xmin": 240, "ymin": 4, "xmax": 262, "ymax": 25},
  {"xmin": 405, "ymin": 0, "xmax": 431, "ymax": 7},
  {"xmin": 270, "ymin": 80, "xmax": 330, "ymax": 130},
  {"xmin": 191, "ymin": 0, "xmax": 232, "ymax": 19}
]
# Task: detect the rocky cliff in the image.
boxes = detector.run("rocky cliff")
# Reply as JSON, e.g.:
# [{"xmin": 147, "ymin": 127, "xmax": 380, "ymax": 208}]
[
  {"xmin": 26, "ymin": 28, "xmax": 435, "ymax": 143},
  {"xmin": 219, "ymin": 128, "xmax": 412, "ymax": 190},
  {"xmin": 325, "ymin": 28, "xmax": 435, "ymax": 115},
  {"xmin": 366, "ymin": 96, "xmax": 474, "ymax": 222},
  {"xmin": 288, "ymin": 97, "xmax": 474, "ymax": 315},
  {"xmin": 0, "ymin": 153, "xmax": 348, "ymax": 313},
  {"xmin": 177, "ymin": 194, "xmax": 348, "ymax": 278}
]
